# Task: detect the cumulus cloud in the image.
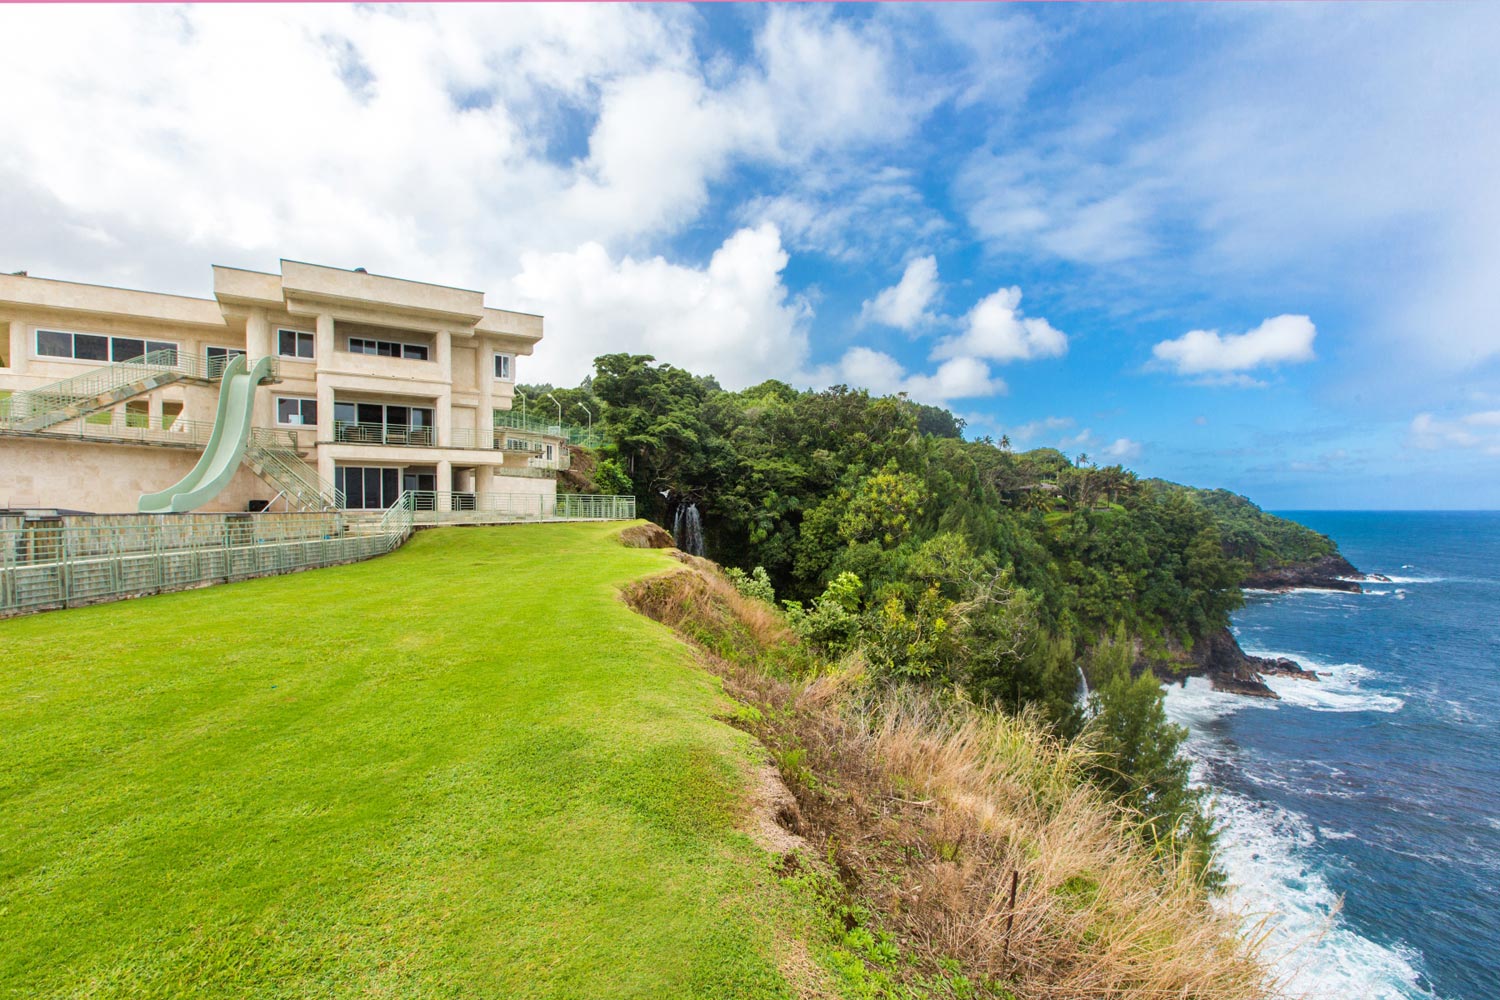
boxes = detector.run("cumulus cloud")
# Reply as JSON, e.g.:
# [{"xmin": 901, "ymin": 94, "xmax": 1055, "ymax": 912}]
[
  {"xmin": 505, "ymin": 224, "xmax": 810, "ymax": 389},
  {"xmin": 933, "ymin": 286, "xmax": 1067, "ymax": 363},
  {"xmin": 805, "ymin": 348, "xmax": 1002, "ymax": 406},
  {"xmin": 1102, "ymin": 437, "xmax": 1142, "ymax": 461},
  {"xmin": 1151, "ymin": 314, "xmax": 1315, "ymax": 380},
  {"xmin": 0, "ymin": 4, "xmax": 923, "ymax": 295},
  {"xmin": 860, "ymin": 255, "xmax": 940, "ymax": 330},
  {"xmin": 1409, "ymin": 411, "xmax": 1500, "ymax": 455},
  {"xmin": 958, "ymin": 5, "xmax": 1500, "ymax": 375}
]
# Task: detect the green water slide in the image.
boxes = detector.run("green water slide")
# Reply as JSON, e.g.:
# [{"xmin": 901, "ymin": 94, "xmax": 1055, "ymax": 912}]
[{"xmin": 138, "ymin": 354, "xmax": 273, "ymax": 514}]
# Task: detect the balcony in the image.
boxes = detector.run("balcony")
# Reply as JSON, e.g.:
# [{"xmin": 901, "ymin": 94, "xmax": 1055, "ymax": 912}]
[
  {"xmin": 493, "ymin": 409, "xmax": 601, "ymax": 449},
  {"xmin": 333, "ymin": 421, "xmax": 436, "ymax": 447}
]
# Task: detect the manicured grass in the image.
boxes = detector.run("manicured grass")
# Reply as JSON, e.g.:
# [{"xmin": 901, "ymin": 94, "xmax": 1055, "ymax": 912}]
[{"xmin": 1, "ymin": 523, "xmax": 814, "ymax": 999}]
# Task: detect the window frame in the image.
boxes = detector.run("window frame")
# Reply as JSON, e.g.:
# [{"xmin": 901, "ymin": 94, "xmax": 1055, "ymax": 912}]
[
  {"xmin": 493, "ymin": 353, "xmax": 514, "ymax": 381},
  {"xmin": 276, "ymin": 328, "xmax": 316, "ymax": 360},
  {"xmin": 274, "ymin": 395, "xmax": 319, "ymax": 428},
  {"xmin": 347, "ymin": 336, "xmax": 429, "ymax": 362},
  {"xmin": 34, "ymin": 328, "xmax": 178, "ymax": 366},
  {"xmin": 335, "ymin": 465, "xmax": 402, "ymax": 510},
  {"xmin": 204, "ymin": 345, "xmax": 247, "ymax": 377}
]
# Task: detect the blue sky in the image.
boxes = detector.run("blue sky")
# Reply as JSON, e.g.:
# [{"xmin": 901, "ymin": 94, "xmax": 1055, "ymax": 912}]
[{"xmin": 3, "ymin": 3, "xmax": 1497, "ymax": 508}]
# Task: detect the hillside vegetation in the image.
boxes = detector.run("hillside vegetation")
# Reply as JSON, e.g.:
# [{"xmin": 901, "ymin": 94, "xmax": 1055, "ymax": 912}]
[
  {"xmin": 528, "ymin": 354, "xmax": 1351, "ymax": 881},
  {"xmin": 0, "ymin": 524, "xmax": 839, "ymax": 999},
  {"xmin": 625, "ymin": 554, "xmax": 1274, "ymax": 1000}
]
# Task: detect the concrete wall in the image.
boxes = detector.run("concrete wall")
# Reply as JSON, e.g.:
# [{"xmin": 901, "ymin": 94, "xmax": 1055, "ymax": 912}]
[{"xmin": 0, "ymin": 437, "xmax": 276, "ymax": 513}]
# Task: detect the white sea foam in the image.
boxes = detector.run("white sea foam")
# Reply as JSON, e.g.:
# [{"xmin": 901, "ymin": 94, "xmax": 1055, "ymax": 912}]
[
  {"xmin": 1207, "ymin": 787, "xmax": 1436, "ymax": 1000},
  {"xmin": 1238, "ymin": 653, "xmax": 1405, "ymax": 714},
  {"xmin": 1163, "ymin": 682, "xmax": 1437, "ymax": 999},
  {"xmin": 1378, "ymin": 575, "xmax": 1443, "ymax": 584}
]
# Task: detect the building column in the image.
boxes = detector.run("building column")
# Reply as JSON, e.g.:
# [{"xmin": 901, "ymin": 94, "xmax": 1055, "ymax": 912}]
[
  {"xmin": 315, "ymin": 313, "xmax": 335, "ymax": 368},
  {"xmin": 437, "ymin": 458, "xmax": 453, "ymax": 496},
  {"xmin": 435, "ymin": 330, "xmax": 453, "ymax": 448},
  {"xmin": 313, "ymin": 313, "xmax": 337, "ymax": 491},
  {"xmin": 246, "ymin": 308, "xmax": 273, "ymax": 430},
  {"xmin": 7, "ymin": 321, "xmax": 26, "ymax": 374},
  {"xmin": 147, "ymin": 393, "xmax": 163, "ymax": 426},
  {"xmin": 477, "ymin": 342, "xmax": 494, "ymax": 451}
]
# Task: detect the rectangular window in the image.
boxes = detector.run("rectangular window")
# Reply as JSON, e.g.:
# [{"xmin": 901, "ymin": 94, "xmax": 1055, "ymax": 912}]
[
  {"xmin": 74, "ymin": 334, "xmax": 108, "ymax": 361},
  {"xmin": 276, "ymin": 396, "xmax": 318, "ymax": 426},
  {"xmin": 277, "ymin": 329, "xmax": 315, "ymax": 359},
  {"xmin": 335, "ymin": 466, "xmax": 401, "ymax": 509},
  {"xmin": 334, "ymin": 401, "xmax": 434, "ymax": 444},
  {"xmin": 111, "ymin": 338, "xmax": 145, "ymax": 362},
  {"xmin": 35, "ymin": 330, "xmax": 71, "ymax": 358},
  {"xmin": 205, "ymin": 346, "xmax": 246, "ymax": 377},
  {"xmin": 348, "ymin": 336, "xmax": 428, "ymax": 361},
  {"xmin": 34, "ymin": 330, "xmax": 177, "ymax": 364},
  {"xmin": 494, "ymin": 353, "xmax": 513, "ymax": 381}
]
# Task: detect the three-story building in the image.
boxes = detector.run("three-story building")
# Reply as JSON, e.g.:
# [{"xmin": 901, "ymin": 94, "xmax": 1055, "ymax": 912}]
[{"xmin": 0, "ymin": 260, "xmax": 572, "ymax": 514}]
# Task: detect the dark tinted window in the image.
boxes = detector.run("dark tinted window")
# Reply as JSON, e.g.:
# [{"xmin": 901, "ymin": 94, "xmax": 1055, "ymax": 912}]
[
  {"xmin": 36, "ymin": 330, "xmax": 71, "ymax": 357},
  {"xmin": 74, "ymin": 334, "xmax": 108, "ymax": 361},
  {"xmin": 111, "ymin": 338, "xmax": 145, "ymax": 362}
]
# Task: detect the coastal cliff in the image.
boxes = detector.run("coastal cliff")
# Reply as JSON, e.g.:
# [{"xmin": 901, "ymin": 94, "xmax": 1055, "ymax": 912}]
[
  {"xmin": 1242, "ymin": 553, "xmax": 1384, "ymax": 593},
  {"xmin": 1151, "ymin": 553, "xmax": 1383, "ymax": 697}
]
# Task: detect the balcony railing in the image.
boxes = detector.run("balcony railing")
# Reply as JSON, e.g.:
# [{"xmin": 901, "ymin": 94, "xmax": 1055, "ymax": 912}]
[
  {"xmin": 333, "ymin": 422, "xmax": 436, "ymax": 447},
  {"xmin": 493, "ymin": 410, "xmax": 602, "ymax": 449}
]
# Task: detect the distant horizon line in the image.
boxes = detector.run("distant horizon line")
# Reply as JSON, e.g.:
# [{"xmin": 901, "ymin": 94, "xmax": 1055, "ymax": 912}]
[{"xmin": 1270, "ymin": 508, "xmax": 1500, "ymax": 514}]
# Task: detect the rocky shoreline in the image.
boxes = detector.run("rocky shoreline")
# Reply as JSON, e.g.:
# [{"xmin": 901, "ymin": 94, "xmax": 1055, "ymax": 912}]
[
  {"xmin": 1155, "ymin": 555, "xmax": 1386, "ymax": 698},
  {"xmin": 1241, "ymin": 553, "xmax": 1390, "ymax": 594}
]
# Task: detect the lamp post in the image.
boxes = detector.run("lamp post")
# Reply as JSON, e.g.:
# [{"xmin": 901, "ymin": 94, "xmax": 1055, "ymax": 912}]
[
  {"xmin": 544, "ymin": 392, "xmax": 563, "ymax": 426},
  {"xmin": 579, "ymin": 403, "xmax": 592, "ymax": 441},
  {"xmin": 516, "ymin": 389, "xmax": 527, "ymax": 422}
]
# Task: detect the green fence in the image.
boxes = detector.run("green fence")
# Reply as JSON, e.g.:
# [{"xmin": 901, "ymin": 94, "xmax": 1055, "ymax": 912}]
[{"xmin": 0, "ymin": 492, "xmax": 637, "ymax": 617}]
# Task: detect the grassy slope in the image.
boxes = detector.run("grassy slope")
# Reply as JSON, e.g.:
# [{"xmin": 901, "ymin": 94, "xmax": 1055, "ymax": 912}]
[{"xmin": 1, "ymin": 523, "xmax": 815, "ymax": 999}]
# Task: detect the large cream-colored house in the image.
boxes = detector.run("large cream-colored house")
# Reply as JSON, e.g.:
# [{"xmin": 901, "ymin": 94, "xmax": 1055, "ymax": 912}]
[{"xmin": 0, "ymin": 260, "xmax": 571, "ymax": 514}]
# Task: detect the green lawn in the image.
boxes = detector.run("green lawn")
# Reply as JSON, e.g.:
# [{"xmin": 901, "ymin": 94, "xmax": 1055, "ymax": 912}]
[{"xmin": 1, "ymin": 523, "xmax": 817, "ymax": 999}]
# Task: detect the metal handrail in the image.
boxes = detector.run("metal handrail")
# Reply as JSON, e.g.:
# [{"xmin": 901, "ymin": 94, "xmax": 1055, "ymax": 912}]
[
  {"xmin": 246, "ymin": 428, "xmax": 344, "ymax": 511},
  {"xmin": 1, "ymin": 351, "xmax": 279, "ymax": 431},
  {"xmin": 492, "ymin": 409, "xmax": 601, "ymax": 448},
  {"xmin": 332, "ymin": 421, "xmax": 437, "ymax": 447},
  {"xmin": 0, "ymin": 490, "xmax": 636, "ymax": 616}
]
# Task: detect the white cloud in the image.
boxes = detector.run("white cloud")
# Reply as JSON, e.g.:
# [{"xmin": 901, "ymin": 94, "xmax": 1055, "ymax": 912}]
[
  {"xmin": 957, "ymin": 5, "xmax": 1500, "ymax": 374},
  {"xmin": 808, "ymin": 348, "xmax": 1003, "ymax": 406},
  {"xmin": 1151, "ymin": 314, "xmax": 1315, "ymax": 378},
  {"xmin": 505, "ymin": 224, "xmax": 810, "ymax": 390},
  {"xmin": 1102, "ymin": 437, "xmax": 1142, "ymax": 461},
  {"xmin": 860, "ymin": 256, "xmax": 940, "ymax": 330},
  {"xmin": 0, "ymin": 4, "xmax": 923, "ymax": 295},
  {"xmin": 1409, "ymin": 411, "xmax": 1500, "ymax": 456},
  {"xmin": 933, "ymin": 286, "xmax": 1067, "ymax": 363}
]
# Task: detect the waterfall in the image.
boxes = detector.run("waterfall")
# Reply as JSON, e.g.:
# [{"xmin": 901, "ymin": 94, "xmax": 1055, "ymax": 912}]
[
  {"xmin": 672, "ymin": 502, "xmax": 705, "ymax": 557},
  {"xmin": 1076, "ymin": 664, "xmax": 1091, "ymax": 708}
]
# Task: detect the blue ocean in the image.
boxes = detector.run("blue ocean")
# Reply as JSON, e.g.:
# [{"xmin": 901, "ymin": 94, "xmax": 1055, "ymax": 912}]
[{"xmin": 1164, "ymin": 511, "xmax": 1500, "ymax": 1000}]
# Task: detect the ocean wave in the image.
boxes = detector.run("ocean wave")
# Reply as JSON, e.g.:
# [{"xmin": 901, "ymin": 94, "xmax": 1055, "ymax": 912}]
[
  {"xmin": 1163, "ymin": 685, "xmax": 1440, "ymax": 999},
  {"xmin": 1204, "ymin": 788, "xmax": 1437, "ymax": 999},
  {"xmin": 1236, "ymin": 653, "xmax": 1405, "ymax": 714},
  {"xmin": 1377, "ymin": 575, "xmax": 1444, "ymax": 584},
  {"xmin": 1163, "ymin": 676, "xmax": 1276, "ymax": 726}
]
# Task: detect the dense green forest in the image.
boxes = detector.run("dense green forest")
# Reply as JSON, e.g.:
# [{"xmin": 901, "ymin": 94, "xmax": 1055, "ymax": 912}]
[{"xmin": 525, "ymin": 354, "xmax": 1339, "ymax": 881}]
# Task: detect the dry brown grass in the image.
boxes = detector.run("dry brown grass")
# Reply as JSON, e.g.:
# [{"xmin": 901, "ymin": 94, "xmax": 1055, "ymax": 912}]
[
  {"xmin": 621, "ymin": 558, "xmax": 1281, "ymax": 1000},
  {"xmin": 616, "ymin": 521, "xmax": 675, "ymax": 548}
]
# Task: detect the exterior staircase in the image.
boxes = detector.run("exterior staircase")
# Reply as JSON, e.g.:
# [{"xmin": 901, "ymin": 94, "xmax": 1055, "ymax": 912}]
[
  {"xmin": 0, "ymin": 349, "xmax": 222, "ymax": 433},
  {"xmin": 245, "ymin": 429, "xmax": 343, "ymax": 511}
]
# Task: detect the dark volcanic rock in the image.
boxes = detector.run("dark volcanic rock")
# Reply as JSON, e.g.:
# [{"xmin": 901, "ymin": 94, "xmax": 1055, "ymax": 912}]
[
  {"xmin": 1243, "ymin": 554, "xmax": 1366, "ymax": 593},
  {"xmin": 1147, "ymin": 628, "xmax": 1320, "ymax": 699}
]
